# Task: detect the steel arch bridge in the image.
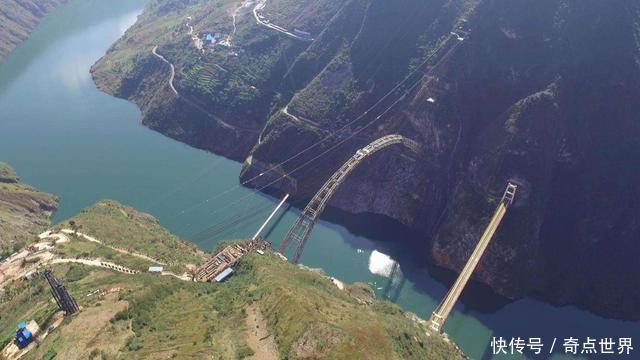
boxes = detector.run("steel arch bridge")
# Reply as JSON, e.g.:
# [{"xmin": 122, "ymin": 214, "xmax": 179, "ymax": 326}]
[{"xmin": 279, "ymin": 134, "xmax": 420, "ymax": 263}]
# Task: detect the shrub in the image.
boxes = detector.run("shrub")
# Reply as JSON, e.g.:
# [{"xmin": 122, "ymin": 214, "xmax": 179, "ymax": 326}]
[
  {"xmin": 126, "ymin": 336, "xmax": 144, "ymax": 351},
  {"xmin": 89, "ymin": 348, "xmax": 101, "ymax": 359},
  {"xmin": 111, "ymin": 309, "xmax": 129, "ymax": 323},
  {"xmin": 66, "ymin": 264, "xmax": 90, "ymax": 282},
  {"xmin": 42, "ymin": 348, "xmax": 58, "ymax": 360},
  {"xmin": 236, "ymin": 345, "xmax": 254, "ymax": 359}
]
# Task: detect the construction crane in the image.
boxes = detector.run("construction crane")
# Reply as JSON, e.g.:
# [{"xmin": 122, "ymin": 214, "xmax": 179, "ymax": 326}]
[{"xmin": 429, "ymin": 182, "xmax": 517, "ymax": 332}]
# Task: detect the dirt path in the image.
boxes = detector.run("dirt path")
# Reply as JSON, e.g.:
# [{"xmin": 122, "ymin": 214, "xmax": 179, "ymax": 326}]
[
  {"xmin": 58, "ymin": 229, "xmax": 167, "ymax": 265},
  {"xmin": 283, "ymin": 105, "xmax": 320, "ymax": 127},
  {"xmin": 245, "ymin": 304, "xmax": 279, "ymax": 360},
  {"xmin": 161, "ymin": 271, "xmax": 192, "ymax": 281},
  {"xmin": 186, "ymin": 20, "xmax": 204, "ymax": 52},
  {"xmin": 281, "ymin": 105, "xmax": 369, "ymax": 141},
  {"xmin": 50, "ymin": 258, "xmax": 139, "ymax": 274},
  {"xmin": 224, "ymin": 0, "xmax": 255, "ymax": 47},
  {"xmin": 150, "ymin": 45, "xmax": 259, "ymax": 134},
  {"xmin": 2, "ymin": 229, "xmax": 192, "ymax": 287},
  {"xmin": 0, "ymin": 251, "xmax": 54, "ymax": 288},
  {"xmin": 38, "ymin": 230, "xmax": 69, "ymax": 244}
]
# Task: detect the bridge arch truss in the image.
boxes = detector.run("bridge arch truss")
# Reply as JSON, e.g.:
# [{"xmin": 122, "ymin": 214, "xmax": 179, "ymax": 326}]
[{"xmin": 279, "ymin": 134, "xmax": 420, "ymax": 263}]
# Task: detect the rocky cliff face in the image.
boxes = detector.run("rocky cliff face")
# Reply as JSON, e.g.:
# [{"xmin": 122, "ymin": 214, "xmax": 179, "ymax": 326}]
[
  {"xmin": 93, "ymin": 0, "xmax": 640, "ymax": 320},
  {"xmin": 0, "ymin": 0, "xmax": 68, "ymax": 62}
]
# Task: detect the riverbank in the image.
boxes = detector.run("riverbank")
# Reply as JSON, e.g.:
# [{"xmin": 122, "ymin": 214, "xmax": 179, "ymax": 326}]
[{"xmin": 0, "ymin": 0, "xmax": 68, "ymax": 63}]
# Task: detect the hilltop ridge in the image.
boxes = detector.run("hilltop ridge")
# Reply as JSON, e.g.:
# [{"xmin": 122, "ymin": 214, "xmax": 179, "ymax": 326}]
[{"xmin": 0, "ymin": 199, "xmax": 465, "ymax": 359}]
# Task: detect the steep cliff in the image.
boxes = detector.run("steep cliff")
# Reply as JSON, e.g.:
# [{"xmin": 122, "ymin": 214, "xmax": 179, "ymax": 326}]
[
  {"xmin": 0, "ymin": 0, "xmax": 68, "ymax": 62},
  {"xmin": 92, "ymin": 0, "xmax": 640, "ymax": 320}
]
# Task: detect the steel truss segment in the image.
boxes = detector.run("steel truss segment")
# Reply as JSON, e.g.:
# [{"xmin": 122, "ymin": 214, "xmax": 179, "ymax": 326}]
[{"xmin": 281, "ymin": 135, "xmax": 420, "ymax": 263}]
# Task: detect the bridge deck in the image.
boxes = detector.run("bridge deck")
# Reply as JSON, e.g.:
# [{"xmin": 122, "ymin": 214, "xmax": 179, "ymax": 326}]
[{"xmin": 429, "ymin": 183, "xmax": 517, "ymax": 332}]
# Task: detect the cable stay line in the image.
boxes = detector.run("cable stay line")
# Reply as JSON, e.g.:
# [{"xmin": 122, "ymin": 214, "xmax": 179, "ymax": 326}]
[
  {"xmin": 173, "ymin": 34, "xmax": 461, "ymax": 218},
  {"xmin": 189, "ymin": 200, "xmax": 276, "ymax": 242},
  {"xmin": 176, "ymin": 35, "xmax": 464, "ymax": 242}
]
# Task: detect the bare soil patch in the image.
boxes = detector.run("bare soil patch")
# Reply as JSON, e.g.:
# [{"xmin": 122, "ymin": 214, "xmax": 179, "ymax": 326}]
[{"xmin": 245, "ymin": 303, "xmax": 279, "ymax": 360}]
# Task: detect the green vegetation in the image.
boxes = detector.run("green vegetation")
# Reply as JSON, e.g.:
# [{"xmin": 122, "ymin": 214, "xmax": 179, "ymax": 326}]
[
  {"xmin": 125, "ymin": 336, "xmax": 144, "ymax": 351},
  {"xmin": 65, "ymin": 264, "xmax": 90, "ymax": 282},
  {"xmin": 289, "ymin": 50, "xmax": 363, "ymax": 126},
  {"xmin": 0, "ymin": 161, "xmax": 18, "ymax": 182},
  {"xmin": 56, "ymin": 200, "xmax": 206, "ymax": 273},
  {"xmin": 264, "ymin": 0, "xmax": 344, "ymax": 32},
  {"xmin": 52, "ymin": 233, "xmax": 154, "ymax": 272},
  {"xmin": 42, "ymin": 348, "xmax": 57, "ymax": 360},
  {"xmin": 0, "ymin": 162, "xmax": 58, "ymax": 257},
  {"xmin": 1, "ymin": 200, "xmax": 464, "ymax": 359},
  {"xmin": 0, "ymin": 277, "xmax": 57, "ymax": 350},
  {"xmin": 9, "ymin": 252, "xmax": 462, "ymax": 359},
  {"xmin": 90, "ymin": 0, "xmax": 351, "ymax": 160}
]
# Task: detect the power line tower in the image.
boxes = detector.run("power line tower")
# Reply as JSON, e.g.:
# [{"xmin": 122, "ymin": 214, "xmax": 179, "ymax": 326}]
[{"xmin": 43, "ymin": 269, "xmax": 79, "ymax": 316}]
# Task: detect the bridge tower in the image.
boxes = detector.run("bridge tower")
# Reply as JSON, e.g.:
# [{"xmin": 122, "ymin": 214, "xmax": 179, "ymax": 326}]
[{"xmin": 429, "ymin": 182, "xmax": 517, "ymax": 332}]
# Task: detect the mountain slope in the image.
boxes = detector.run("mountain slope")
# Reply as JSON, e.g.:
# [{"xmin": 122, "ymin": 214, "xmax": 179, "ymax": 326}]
[
  {"xmin": 0, "ymin": 0, "xmax": 68, "ymax": 62},
  {"xmin": 92, "ymin": 0, "xmax": 640, "ymax": 319},
  {"xmin": 0, "ymin": 162, "xmax": 58, "ymax": 257},
  {"xmin": 0, "ymin": 200, "xmax": 464, "ymax": 359}
]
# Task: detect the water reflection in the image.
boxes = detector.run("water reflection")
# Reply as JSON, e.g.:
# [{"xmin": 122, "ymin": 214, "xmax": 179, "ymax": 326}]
[
  {"xmin": 54, "ymin": 10, "xmax": 140, "ymax": 91},
  {"xmin": 54, "ymin": 53, "xmax": 97, "ymax": 91}
]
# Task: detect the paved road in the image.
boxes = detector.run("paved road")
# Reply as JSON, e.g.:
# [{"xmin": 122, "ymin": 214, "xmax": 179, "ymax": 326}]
[
  {"xmin": 281, "ymin": 105, "xmax": 370, "ymax": 142},
  {"xmin": 253, "ymin": 0, "xmax": 313, "ymax": 41},
  {"xmin": 282, "ymin": 105, "xmax": 319, "ymax": 127},
  {"xmin": 431, "ymin": 201, "xmax": 508, "ymax": 331},
  {"xmin": 152, "ymin": 45, "xmax": 179, "ymax": 95}
]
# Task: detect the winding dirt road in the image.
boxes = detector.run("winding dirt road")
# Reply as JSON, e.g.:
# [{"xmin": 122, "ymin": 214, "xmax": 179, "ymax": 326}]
[
  {"xmin": 152, "ymin": 45, "xmax": 179, "ymax": 96},
  {"xmin": 151, "ymin": 46, "xmax": 259, "ymax": 134},
  {"xmin": 59, "ymin": 229, "xmax": 167, "ymax": 265}
]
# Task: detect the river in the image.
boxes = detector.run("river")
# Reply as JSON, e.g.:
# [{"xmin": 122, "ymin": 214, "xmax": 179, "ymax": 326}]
[{"xmin": 0, "ymin": 1, "xmax": 637, "ymax": 359}]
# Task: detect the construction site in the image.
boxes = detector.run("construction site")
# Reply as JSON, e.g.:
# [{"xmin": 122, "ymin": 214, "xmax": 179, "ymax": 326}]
[
  {"xmin": 1, "ymin": 269, "xmax": 79, "ymax": 359},
  {"xmin": 194, "ymin": 239, "xmax": 270, "ymax": 283},
  {"xmin": 0, "ymin": 5, "xmax": 534, "ymax": 356}
]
